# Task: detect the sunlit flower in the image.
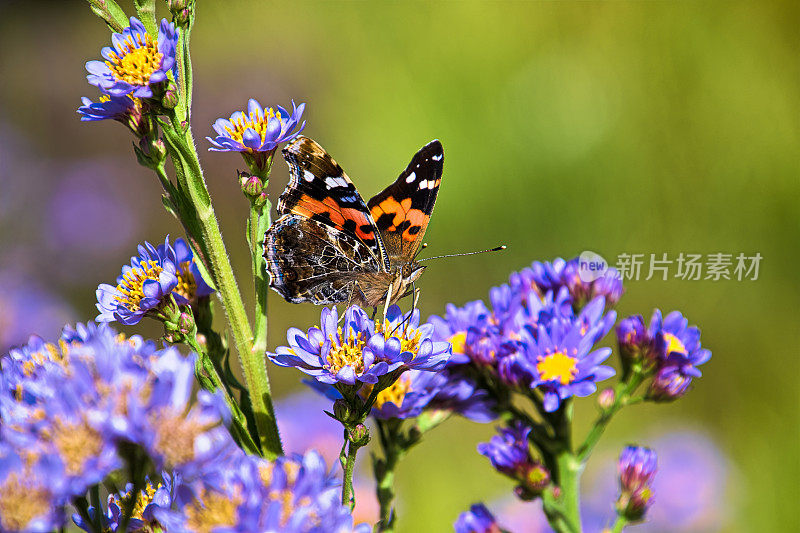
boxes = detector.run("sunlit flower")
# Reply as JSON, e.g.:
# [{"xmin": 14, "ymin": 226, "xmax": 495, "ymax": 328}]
[
  {"xmin": 155, "ymin": 450, "xmax": 369, "ymax": 532},
  {"xmin": 616, "ymin": 446, "xmax": 657, "ymax": 521},
  {"xmin": 454, "ymin": 503, "xmax": 502, "ymax": 533},
  {"xmin": 207, "ymin": 99, "xmax": 305, "ymax": 171},
  {"xmin": 86, "ymin": 17, "xmax": 178, "ymax": 98},
  {"xmin": 157, "ymin": 237, "xmax": 214, "ymax": 304},
  {"xmin": 520, "ymin": 299, "xmax": 616, "ymax": 412},
  {"xmin": 77, "ymin": 94, "xmax": 148, "ymax": 134},
  {"xmin": 269, "ymin": 305, "xmax": 450, "ymax": 392},
  {"xmin": 95, "ymin": 237, "xmax": 195, "ymax": 325}
]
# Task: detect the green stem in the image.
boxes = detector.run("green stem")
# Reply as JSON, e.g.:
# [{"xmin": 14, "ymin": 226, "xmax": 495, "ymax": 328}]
[
  {"xmin": 577, "ymin": 372, "xmax": 644, "ymax": 463},
  {"xmin": 374, "ymin": 420, "xmax": 402, "ymax": 532},
  {"xmin": 161, "ymin": 118, "xmax": 282, "ymax": 458},
  {"xmin": 554, "ymin": 451, "xmax": 582, "ymax": 533},
  {"xmin": 247, "ymin": 200, "xmax": 271, "ymax": 358},
  {"xmin": 86, "ymin": 0, "xmax": 128, "ymax": 32},
  {"xmin": 341, "ymin": 435, "xmax": 361, "ymax": 509},
  {"xmin": 610, "ymin": 515, "xmax": 629, "ymax": 533}
]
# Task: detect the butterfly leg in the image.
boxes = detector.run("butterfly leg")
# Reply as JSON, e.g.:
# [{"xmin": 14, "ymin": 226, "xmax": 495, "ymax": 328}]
[
  {"xmin": 371, "ymin": 307, "xmax": 378, "ymax": 321},
  {"xmin": 382, "ymin": 283, "xmax": 394, "ymax": 324}
]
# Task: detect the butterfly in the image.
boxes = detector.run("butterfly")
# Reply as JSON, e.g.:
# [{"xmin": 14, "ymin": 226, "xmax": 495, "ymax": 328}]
[{"xmin": 264, "ymin": 136, "xmax": 443, "ymax": 309}]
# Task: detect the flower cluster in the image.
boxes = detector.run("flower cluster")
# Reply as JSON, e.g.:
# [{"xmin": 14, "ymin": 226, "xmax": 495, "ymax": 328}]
[
  {"xmin": 269, "ymin": 305, "xmax": 451, "ymax": 395},
  {"xmin": 208, "ymin": 98, "xmax": 305, "ymax": 173},
  {"xmin": 96, "ymin": 236, "xmax": 212, "ymax": 326},
  {"xmin": 430, "ymin": 258, "xmax": 618, "ymax": 413},
  {"xmin": 85, "ymin": 17, "xmax": 178, "ymax": 99},
  {"xmin": 616, "ymin": 446, "xmax": 658, "ymax": 521},
  {"xmin": 0, "ymin": 322, "xmax": 233, "ymax": 531},
  {"xmin": 616, "ymin": 309, "xmax": 711, "ymax": 401},
  {"xmin": 74, "ymin": 451, "xmax": 369, "ymax": 533}
]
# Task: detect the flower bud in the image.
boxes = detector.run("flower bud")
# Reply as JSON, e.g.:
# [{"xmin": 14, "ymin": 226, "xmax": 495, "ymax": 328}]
[
  {"xmin": 598, "ymin": 388, "xmax": 615, "ymax": 409},
  {"xmin": 616, "ymin": 315, "xmax": 657, "ymax": 375},
  {"xmin": 178, "ymin": 311, "xmax": 195, "ymax": 336},
  {"xmin": 646, "ymin": 366, "xmax": 691, "ymax": 402},
  {"xmin": 161, "ymin": 83, "xmax": 179, "ymax": 109},
  {"xmin": 348, "ymin": 423, "xmax": 370, "ymax": 447},
  {"xmin": 134, "ymin": 137, "xmax": 167, "ymax": 169},
  {"xmin": 239, "ymin": 171, "xmax": 265, "ymax": 200},
  {"xmin": 168, "ymin": 0, "xmax": 192, "ymax": 27},
  {"xmin": 332, "ymin": 399, "xmax": 352, "ymax": 424},
  {"xmin": 515, "ymin": 463, "xmax": 550, "ymax": 499},
  {"xmin": 616, "ymin": 446, "xmax": 657, "ymax": 522}
]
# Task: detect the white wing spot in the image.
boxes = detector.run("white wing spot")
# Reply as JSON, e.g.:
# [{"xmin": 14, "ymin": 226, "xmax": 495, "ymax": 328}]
[
  {"xmin": 405, "ymin": 172, "xmax": 416, "ymax": 183},
  {"xmin": 432, "ymin": 154, "xmax": 443, "ymax": 161},
  {"xmin": 303, "ymin": 170, "xmax": 315, "ymax": 182},
  {"xmin": 325, "ymin": 176, "xmax": 348, "ymax": 189}
]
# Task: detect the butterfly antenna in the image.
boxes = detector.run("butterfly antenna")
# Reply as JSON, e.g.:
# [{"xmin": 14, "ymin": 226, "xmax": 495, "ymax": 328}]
[
  {"xmin": 417, "ymin": 245, "xmax": 507, "ymax": 263},
  {"xmin": 414, "ymin": 242, "xmax": 429, "ymax": 260}
]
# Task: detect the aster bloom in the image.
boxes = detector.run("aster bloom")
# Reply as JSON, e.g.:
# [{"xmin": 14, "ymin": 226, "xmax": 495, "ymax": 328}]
[
  {"xmin": 95, "ymin": 237, "xmax": 185, "ymax": 325},
  {"xmin": 157, "ymin": 237, "xmax": 214, "ymax": 304},
  {"xmin": 0, "ymin": 444, "xmax": 64, "ymax": 533},
  {"xmin": 478, "ymin": 422, "xmax": 550, "ymax": 496},
  {"xmin": 454, "ymin": 503, "xmax": 503, "ymax": 533},
  {"xmin": 616, "ymin": 446, "xmax": 657, "ymax": 521},
  {"xmin": 510, "ymin": 257, "xmax": 624, "ymax": 310},
  {"xmin": 207, "ymin": 99, "xmax": 305, "ymax": 171},
  {"xmin": 155, "ymin": 450, "xmax": 369, "ymax": 532},
  {"xmin": 269, "ymin": 305, "xmax": 450, "ymax": 392},
  {"xmin": 1, "ymin": 321, "xmax": 235, "ymax": 523},
  {"xmin": 85, "ymin": 17, "xmax": 178, "ymax": 98},
  {"xmin": 77, "ymin": 94, "xmax": 148, "ymax": 135}
]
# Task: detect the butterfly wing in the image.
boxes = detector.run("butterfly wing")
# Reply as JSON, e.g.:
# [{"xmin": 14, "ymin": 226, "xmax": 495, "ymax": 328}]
[
  {"xmin": 367, "ymin": 140, "xmax": 443, "ymax": 261},
  {"xmin": 278, "ymin": 136, "xmax": 390, "ymax": 270},
  {"xmin": 265, "ymin": 214, "xmax": 382, "ymax": 304}
]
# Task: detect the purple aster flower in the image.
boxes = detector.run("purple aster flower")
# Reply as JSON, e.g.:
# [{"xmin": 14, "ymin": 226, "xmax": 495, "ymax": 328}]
[
  {"xmin": 157, "ymin": 237, "xmax": 214, "ymax": 304},
  {"xmin": 429, "ymin": 300, "xmax": 491, "ymax": 364},
  {"xmin": 85, "ymin": 17, "xmax": 178, "ymax": 98},
  {"xmin": 616, "ymin": 445, "xmax": 657, "ymax": 521},
  {"xmin": 155, "ymin": 449, "xmax": 369, "ymax": 532},
  {"xmin": 511, "ymin": 257, "xmax": 624, "ymax": 311},
  {"xmin": 582, "ymin": 429, "xmax": 731, "ymax": 532},
  {"xmin": 207, "ymin": 99, "xmax": 305, "ymax": 172},
  {"xmin": 454, "ymin": 503, "xmax": 503, "ymax": 533},
  {"xmin": 73, "ymin": 474, "xmax": 174, "ymax": 533},
  {"xmin": 516, "ymin": 297, "xmax": 616, "ymax": 412},
  {"xmin": 95, "ymin": 236, "xmax": 189, "ymax": 325},
  {"xmin": 645, "ymin": 310, "xmax": 711, "ymax": 401},
  {"xmin": 370, "ymin": 368, "xmax": 496, "ymax": 422},
  {"xmin": 269, "ymin": 305, "xmax": 450, "ymax": 392},
  {"xmin": 477, "ymin": 421, "xmax": 550, "ymax": 496},
  {"xmin": 77, "ymin": 94, "xmax": 148, "ymax": 135},
  {"xmin": 0, "ymin": 443, "xmax": 64, "ymax": 532}
]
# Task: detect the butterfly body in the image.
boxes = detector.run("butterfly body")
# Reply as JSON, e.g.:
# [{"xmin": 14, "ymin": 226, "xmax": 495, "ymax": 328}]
[{"xmin": 264, "ymin": 136, "xmax": 442, "ymax": 308}]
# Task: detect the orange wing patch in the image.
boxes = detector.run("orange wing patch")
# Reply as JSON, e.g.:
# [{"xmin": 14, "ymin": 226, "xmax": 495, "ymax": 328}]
[
  {"xmin": 371, "ymin": 197, "xmax": 428, "ymax": 242},
  {"xmin": 293, "ymin": 194, "xmax": 377, "ymax": 242}
]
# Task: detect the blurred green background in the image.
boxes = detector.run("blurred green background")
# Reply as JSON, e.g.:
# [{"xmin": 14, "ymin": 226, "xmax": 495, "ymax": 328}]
[{"xmin": 1, "ymin": 1, "xmax": 798, "ymax": 531}]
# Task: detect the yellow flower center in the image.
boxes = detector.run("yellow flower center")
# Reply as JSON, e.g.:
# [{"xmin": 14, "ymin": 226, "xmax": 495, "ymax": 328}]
[
  {"xmin": 536, "ymin": 350, "xmax": 578, "ymax": 385},
  {"xmin": 49, "ymin": 418, "xmax": 103, "ymax": 476},
  {"xmin": 448, "ymin": 331, "xmax": 467, "ymax": 355},
  {"xmin": 374, "ymin": 375, "xmax": 412, "ymax": 409},
  {"xmin": 0, "ymin": 471, "xmax": 51, "ymax": 532},
  {"xmin": 325, "ymin": 328, "xmax": 366, "ymax": 376},
  {"xmin": 106, "ymin": 33, "xmax": 164, "ymax": 86},
  {"xmin": 150, "ymin": 409, "xmax": 215, "ymax": 467},
  {"xmin": 109, "ymin": 481, "xmax": 160, "ymax": 521},
  {"xmin": 114, "ymin": 260, "xmax": 163, "ymax": 311},
  {"xmin": 224, "ymin": 106, "xmax": 282, "ymax": 148},
  {"xmin": 662, "ymin": 332, "xmax": 687, "ymax": 355},
  {"xmin": 175, "ymin": 261, "xmax": 199, "ymax": 301},
  {"xmin": 185, "ymin": 488, "xmax": 241, "ymax": 533},
  {"xmin": 376, "ymin": 320, "xmax": 423, "ymax": 355}
]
